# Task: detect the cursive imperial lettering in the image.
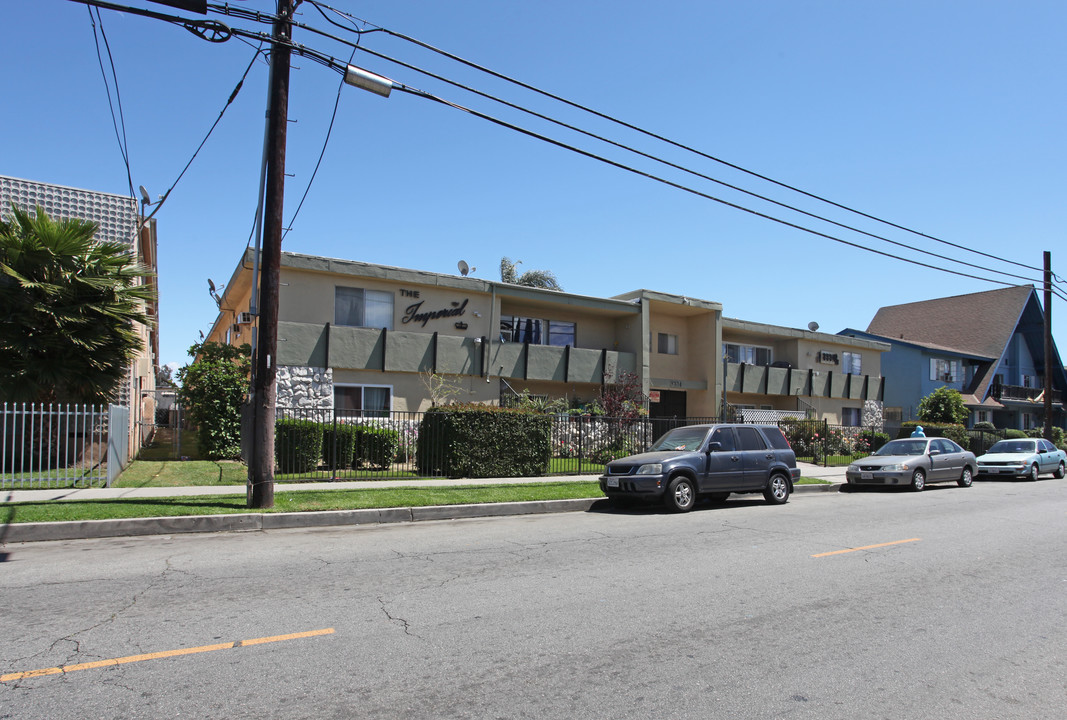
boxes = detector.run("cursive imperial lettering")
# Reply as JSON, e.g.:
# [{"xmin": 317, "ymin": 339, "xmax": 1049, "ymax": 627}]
[{"xmin": 402, "ymin": 298, "xmax": 469, "ymax": 327}]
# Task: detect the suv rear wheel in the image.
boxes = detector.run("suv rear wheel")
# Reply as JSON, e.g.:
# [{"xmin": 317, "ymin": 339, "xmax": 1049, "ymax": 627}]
[{"xmin": 763, "ymin": 473, "xmax": 790, "ymax": 505}]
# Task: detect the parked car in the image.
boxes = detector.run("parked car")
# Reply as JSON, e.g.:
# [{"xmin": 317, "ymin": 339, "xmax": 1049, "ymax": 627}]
[
  {"xmin": 976, "ymin": 438, "xmax": 1066, "ymax": 480},
  {"xmin": 845, "ymin": 437, "xmax": 976, "ymax": 491},
  {"xmin": 598, "ymin": 424, "xmax": 801, "ymax": 512}
]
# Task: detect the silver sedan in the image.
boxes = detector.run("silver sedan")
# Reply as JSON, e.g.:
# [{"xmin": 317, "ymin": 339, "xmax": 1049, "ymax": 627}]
[
  {"xmin": 976, "ymin": 438, "xmax": 1067, "ymax": 480},
  {"xmin": 846, "ymin": 437, "xmax": 977, "ymax": 491}
]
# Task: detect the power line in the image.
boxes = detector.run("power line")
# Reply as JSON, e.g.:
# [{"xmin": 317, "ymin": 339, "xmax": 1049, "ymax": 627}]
[
  {"xmin": 87, "ymin": 1, "xmax": 1067, "ymax": 301},
  {"xmin": 87, "ymin": 6, "xmax": 134, "ymax": 198},
  {"xmin": 282, "ymin": 45, "xmax": 357, "ymax": 240},
  {"xmin": 242, "ymin": 5, "xmax": 1048, "ymax": 287},
  {"xmin": 389, "ymin": 82, "xmax": 1028, "ymax": 290},
  {"xmin": 143, "ymin": 44, "xmax": 264, "ymax": 224},
  {"xmin": 298, "ymin": 21, "xmax": 1050, "ymax": 287},
  {"xmin": 305, "ymin": 0, "xmax": 1063, "ymax": 286}
]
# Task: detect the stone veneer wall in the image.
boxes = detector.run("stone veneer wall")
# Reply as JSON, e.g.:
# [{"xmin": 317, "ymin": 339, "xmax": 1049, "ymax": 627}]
[
  {"xmin": 276, "ymin": 365, "xmax": 333, "ymax": 411},
  {"xmin": 862, "ymin": 400, "xmax": 884, "ymax": 428}
]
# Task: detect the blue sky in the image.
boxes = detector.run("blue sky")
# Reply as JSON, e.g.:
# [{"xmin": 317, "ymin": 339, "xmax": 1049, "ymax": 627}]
[{"xmin": 4, "ymin": 1, "xmax": 1066, "ymax": 373}]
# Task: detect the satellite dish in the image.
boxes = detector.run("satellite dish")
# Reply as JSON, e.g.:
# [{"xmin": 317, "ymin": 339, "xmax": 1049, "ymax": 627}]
[
  {"xmin": 458, "ymin": 260, "xmax": 469, "ymax": 276},
  {"xmin": 138, "ymin": 185, "xmax": 151, "ymax": 206},
  {"xmin": 807, "ymin": 321, "xmax": 820, "ymax": 332}
]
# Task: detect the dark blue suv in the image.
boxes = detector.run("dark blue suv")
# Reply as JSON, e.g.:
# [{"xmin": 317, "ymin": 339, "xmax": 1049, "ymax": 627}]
[{"xmin": 599, "ymin": 424, "xmax": 801, "ymax": 512}]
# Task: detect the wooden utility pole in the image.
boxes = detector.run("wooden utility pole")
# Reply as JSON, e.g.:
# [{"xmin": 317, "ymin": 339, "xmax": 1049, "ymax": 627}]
[
  {"xmin": 1044, "ymin": 251, "xmax": 1053, "ymax": 441},
  {"xmin": 248, "ymin": 0, "xmax": 295, "ymax": 508}
]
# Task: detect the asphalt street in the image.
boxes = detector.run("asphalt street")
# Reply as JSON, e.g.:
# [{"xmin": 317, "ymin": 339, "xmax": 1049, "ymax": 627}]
[{"xmin": 1, "ymin": 476, "xmax": 1064, "ymax": 719}]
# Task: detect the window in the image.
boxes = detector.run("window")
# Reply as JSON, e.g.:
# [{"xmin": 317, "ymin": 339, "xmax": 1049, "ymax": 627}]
[
  {"xmin": 500, "ymin": 316, "xmax": 576, "ymax": 346},
  {"xmin": 736, "ymin": 426, "xmax": 767, "ymax": 451},
  {"xmin": 841, "ymin": 407, "xmax": 861, "ymax": 427},
  {"xmin": 724, "ymin": 343, "xmax": 772, "ymax": 365},
  {"xmin": 1022, "ymin": 413, "xmax": 1034, "ymax": 430},
  {"xmin": 709, "ymin": 427, "xmax": 735, "ymax": 451},
  {"xmin": 930, "ymin": 358, "xmax": 961, "ymax": 382},
  {"xmin": 842, "ymin": 352, "xmax": 862, "ymax": 375},
  {"xmin": 658, "ymin": 333, "xmax": 678, "ymax": 355},
  {"xmin": 334, "ymin": 385, "xmax": 391, "ymax": 417},
  {"xmin": 975, "ymin": 410, "xmax": 990, "ymax": 424},
  {"xmin": 335, "ymin": 287, "xmax": 394, "ymax": 329}
]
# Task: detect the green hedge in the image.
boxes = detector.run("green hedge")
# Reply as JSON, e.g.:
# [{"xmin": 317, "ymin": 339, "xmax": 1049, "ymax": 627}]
[
  {"xmin": 276, "ymin": 418, "xmax": 324, "ymax": 473},
  {"xmin": 353, "ymin": 426, "xmax": 400, "ymax": 470},
  {"xmin": 322, "ymin": 424, "xmax": 358, "ymax": 471},
  {"xmin": 417, "ymin": 405, "xmax": 551, "ymax": 478},
  {"xmin": 900, "ymin": 421, "xmax": 969, "ymax": 448}
]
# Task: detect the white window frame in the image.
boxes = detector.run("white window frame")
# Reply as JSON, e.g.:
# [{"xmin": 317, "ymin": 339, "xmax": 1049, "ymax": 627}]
[
  {"xmin": 334, "ymin": 383, "xmax": 393, "ymax": 417},
  {"xmin": 930, "ymin": 358, "xmax": 961, "ymax": 382},
  {"xmin": 842, "ymin": 351, "xmax": 862, "ymax": 375},
  {"xmin": 725, "ymin": 342, "xmax": 772, "ymax": 366},
  {"xmin": 658, "ymin": 333, "xmax": 679, "ymax": 355},
  {"xmin": 335, "ymin": 286, "xmax": 394, "ymax": 329}
]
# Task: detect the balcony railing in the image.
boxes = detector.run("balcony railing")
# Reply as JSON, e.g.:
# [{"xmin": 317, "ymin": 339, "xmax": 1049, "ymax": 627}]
[{"xmin": 992, "ymin": 384, "xmax": 1063, "ymax": 403}]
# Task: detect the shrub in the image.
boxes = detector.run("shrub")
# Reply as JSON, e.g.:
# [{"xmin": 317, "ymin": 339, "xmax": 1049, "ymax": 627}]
[
  {"xmin": 1004, "ymin": 429, "xmax": 1028, "ymax": 439},
  {"xmin": 1026, "ymin": 426, "xmax": 1066, "ymax": 447},
  {"xmin": 917, "ymin": 386, "xmax": 968, "ymax": 425},
  {"xmin": 858, "ymin": 429, "xmax": 890, "ymax": 453},
  {"xmin": 353, "ymin": 426, "xmax": 400, "ymax": 470},
  {"xmin": 973, "ymin": 421, "xmax": 997, "ymax": 431},
  {"xmin": 321, "ymin": 424, "xmax": 358, "ymax": 471},
  {"xmin": 177, "ymin": 342, "xmax": 251, "ymax": 460},
  {"xmin": 900, "ymin": 421, "xmax": 969, "ymax": 448},
  {"xmin": 275, "ymin": 418, "xmax": 323, "ymax": 473},
  {"xmin": 417, "ymin": 404, "xmax": 551, "ymax": 478}
]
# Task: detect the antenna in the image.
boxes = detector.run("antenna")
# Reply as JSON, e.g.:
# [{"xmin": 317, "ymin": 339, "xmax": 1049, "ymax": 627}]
[{"xmin": 807, "ymin": 321, "xmax": 820, "ymax": 332}]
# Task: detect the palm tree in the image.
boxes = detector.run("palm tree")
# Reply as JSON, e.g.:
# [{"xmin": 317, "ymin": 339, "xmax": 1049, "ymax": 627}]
[
  {"xmin": 0, "ymin": 204, "xmax": 154, "ymax": 404},
  {"xmin": 499, "ymin": 256, "xmax": 563, "ymax": 291}
]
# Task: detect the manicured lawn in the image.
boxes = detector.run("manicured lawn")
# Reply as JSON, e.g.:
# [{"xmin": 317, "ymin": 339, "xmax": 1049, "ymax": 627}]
[
  {"xmin": 2, "ymin": 482, "xmax": 606, "ymax": 523},
  {"xmin": 113, "ymin": 460, "xmax": 247, "ymax": 487}
]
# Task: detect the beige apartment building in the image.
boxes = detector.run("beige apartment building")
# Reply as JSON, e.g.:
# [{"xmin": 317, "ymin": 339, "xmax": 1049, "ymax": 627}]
[{"xmin": 207, "ymin": 250, "xmax": 887, "ymax": 426}]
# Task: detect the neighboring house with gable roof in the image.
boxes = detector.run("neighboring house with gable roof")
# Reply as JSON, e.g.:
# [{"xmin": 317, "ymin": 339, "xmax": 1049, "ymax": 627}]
[{"xmin": 840, "ymin": 286, "xmax": 1066, "ymax": 431}]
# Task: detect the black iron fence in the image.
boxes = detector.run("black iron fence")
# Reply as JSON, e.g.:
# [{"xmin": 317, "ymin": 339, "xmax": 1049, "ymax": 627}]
[
  {"xmin": 272, "ymin": 407, "xmax": 729, "ymax": 480},
  {"xmin": 269, "ymin": 407, "xmax": 1024, "ymax": 479}
]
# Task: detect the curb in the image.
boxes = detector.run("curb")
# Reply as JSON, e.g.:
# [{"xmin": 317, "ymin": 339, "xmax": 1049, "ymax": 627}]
[
  {"xmin": 0, "ymin": 498, "xmax": 603, "ymax": 544},
  {"xmin": 1, "ymin": 483, "xmax": 839, "ymax": 544}
]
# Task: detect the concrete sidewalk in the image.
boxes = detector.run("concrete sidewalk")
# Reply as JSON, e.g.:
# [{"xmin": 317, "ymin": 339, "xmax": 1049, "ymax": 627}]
[
  {"xmin": 1, "ymin": 464, "xmax": 845, "ymax": 545},
  {"xmin": 2, "ymin": 462, "xmax": 845, "ymax": 505}
]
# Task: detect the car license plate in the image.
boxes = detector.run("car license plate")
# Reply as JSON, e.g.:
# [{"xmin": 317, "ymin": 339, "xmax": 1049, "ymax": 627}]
[
  {"xmin": 861, "ymin": 472, "xmax": 873, "ymax": 480},
  {"xmin": 607, "ymin": 477, "xmax": 619, "ymax": 488}
]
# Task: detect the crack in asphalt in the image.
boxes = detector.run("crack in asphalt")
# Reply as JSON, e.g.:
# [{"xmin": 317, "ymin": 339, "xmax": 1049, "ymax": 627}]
[
  {"xmin": 377, "ymin": 596, "xmax": 418, "ymax": 637},
  {"xmin": 3, "ymin": 556, "xmax": 180, "ymax": 688}
]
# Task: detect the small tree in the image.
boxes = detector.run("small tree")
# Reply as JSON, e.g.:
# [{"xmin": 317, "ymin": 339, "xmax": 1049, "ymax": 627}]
[
  {"xmin": 177, "ymin": 342, "xmax": 251, "ymax": 459},
  {"xmin": 500, "ymin": 256, "xmax": 562, "ymax": 291},
  {"xmin": 917, "ymin": 386, "xmax": 968, "ymax": 425},
  {"xmin": 0, "ymin": 204, "xmax": 153, "ymax": 403}
]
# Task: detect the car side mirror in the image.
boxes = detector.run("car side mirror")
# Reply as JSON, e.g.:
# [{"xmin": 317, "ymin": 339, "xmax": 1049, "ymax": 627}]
[
  {"xmin": 928, "ymin": 449, "xmax": 941, "ymax": 457},
  {"xmin": 706, "ymin": 442, "xmax": 722, "ymax": 453}
]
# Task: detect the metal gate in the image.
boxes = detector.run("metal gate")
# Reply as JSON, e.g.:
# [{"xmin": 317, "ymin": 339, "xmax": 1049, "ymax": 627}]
[{"xmin": 137, "ymin": 388, "xmax": 189, "ymax": 460}]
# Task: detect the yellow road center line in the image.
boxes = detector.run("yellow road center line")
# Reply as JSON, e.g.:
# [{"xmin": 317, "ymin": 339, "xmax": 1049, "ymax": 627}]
[
  {"xmin": 1, "ymin": 628, "xmax": 334, "ymax": 683},
  {"xmin": 812, "ymin": 538, "xmax": 921, "ymax": 558}
]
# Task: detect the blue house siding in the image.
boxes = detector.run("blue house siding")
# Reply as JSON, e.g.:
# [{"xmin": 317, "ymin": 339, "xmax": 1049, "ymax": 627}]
[{"xmin": 840, "ymin": 329, "xmax": 981, "ymax": 423}]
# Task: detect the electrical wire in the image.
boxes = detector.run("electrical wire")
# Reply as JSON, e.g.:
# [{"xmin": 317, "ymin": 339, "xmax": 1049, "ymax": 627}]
[
  {"xmin": 142, "ymin": 44, "xmax": 265, "ymax": 224},
  {"xmin": 305, "ymin": 0, "xmax": 1064, "ymax": 287},
  {"xmin": 87, "ymin": 6, "xmax": 134, "ymax": 198},
  {"xmin": 81, "ymin": 0, "xmax": 1067, "ymax": 302},
  {"xmin": 274, "ymin": 12, "xmax": 1047, "ymax": 287},
  {"xmin": 281, "ymin": 44, "xmax": 357, "ymax": 240},
  {"xmin": 388, "ymin": 82, "xmax": 1038, "ymax": 292}
]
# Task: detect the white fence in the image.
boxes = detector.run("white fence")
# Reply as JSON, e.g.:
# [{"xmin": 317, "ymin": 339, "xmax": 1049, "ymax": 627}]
[{"xmin": 1, "ymin": 403, "xmax": 129, "ymax": 489}]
